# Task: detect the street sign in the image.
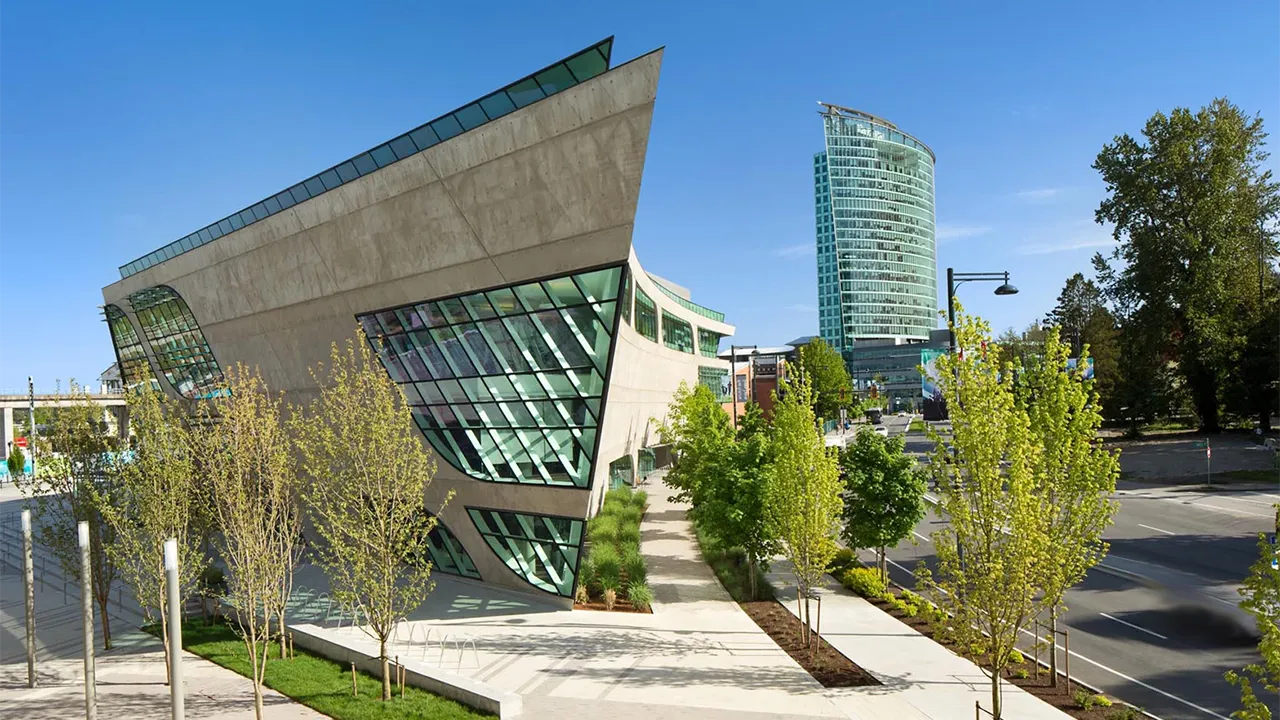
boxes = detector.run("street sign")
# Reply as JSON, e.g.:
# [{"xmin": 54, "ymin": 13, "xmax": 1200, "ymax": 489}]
[
  {"xmin": 13, "ymin": 437, "xmax": 27, "ymax": 449},
  {"xmin": 1269, "ymin": 534, "xmax": 1276, "ymax": 546}
]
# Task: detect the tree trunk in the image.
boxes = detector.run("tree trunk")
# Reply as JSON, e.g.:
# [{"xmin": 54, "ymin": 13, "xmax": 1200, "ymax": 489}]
[
  {"xmin": 748, "ymin": 558, "xmax": 758, "ymax": 601},
  {"xmin": 1259, "ymin": 407, "xmax": 1273, "ymax": 433},
  {"xmin": 278, "ymin": 611, "xmax": 287, "ymax": 659},
  {"xmin": 991, "ymin": 671, "xmax": 1003, "ymax": 720},
  {"xmin": 160, "ymin": 602, "xmax": 171, "ymax": 685},
  {"xmin": 1049, "ymin": 608, "xmax": 1059, "ymax": 688},
  {"xmin": 252, "ymin": 682, "xmax": 264, "ymax": 720},
  {"xmin": 380, "ymin": 639, "xmax": 391, "ymax": 700},
  {"xmin": 878, "ymin": 547, "xmax": 887, "ymax": 586},
  {"xmin": 98, "ymin": 596, "xmax": 113, "ymax": 651}
]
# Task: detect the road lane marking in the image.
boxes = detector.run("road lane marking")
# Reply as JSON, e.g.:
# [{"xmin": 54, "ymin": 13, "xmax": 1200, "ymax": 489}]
[
  {"xmin": 912, "ymin": 531, "xmax": 931, "ymax": 543},
  {"xmin": 1138, "ymin": 524, "xmax": 1175, "ymax": 535},
  {"xmin": 1100, "ymin": 612, "xmax": 1168, "ymax": 640},
  {"xmin": 1189, "ymin": 501, "xmax": 1270, "ymax": 518},
  {"xmin": 878, "ymin": 555, "xmax": 1228, "ymax": 720}
]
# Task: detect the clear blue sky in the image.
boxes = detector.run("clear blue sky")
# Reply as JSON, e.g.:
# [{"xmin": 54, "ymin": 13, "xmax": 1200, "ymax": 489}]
[{"xmin": 2, "ymin": 1, "xmax": 1277, "ymax": 392}]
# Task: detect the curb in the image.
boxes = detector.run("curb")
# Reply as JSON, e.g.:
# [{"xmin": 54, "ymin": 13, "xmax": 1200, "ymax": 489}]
[{"xmin": 1093, "ymin": 562, "xmax": 1156, "ymax": 588}]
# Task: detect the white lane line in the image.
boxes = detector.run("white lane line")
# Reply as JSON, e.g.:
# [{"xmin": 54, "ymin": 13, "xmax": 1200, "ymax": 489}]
[
  {"xmin": 912, "ymin": 530, "xmax": 931, "ymax": 543},
  {"xmin": 879, "ymin": 555, "xmax": 1228, "ymax": 720},
  {"xmin": 1138, "ymin": 523, "xmax": 1176, "ymax": 536},
  {"xmin": 1100, "ymin": 612, "xmax": 1169, "ymax": 640},
  {"xmin": 1189, "ymin": 501, "xmax": 1270, "ymax": 518}
]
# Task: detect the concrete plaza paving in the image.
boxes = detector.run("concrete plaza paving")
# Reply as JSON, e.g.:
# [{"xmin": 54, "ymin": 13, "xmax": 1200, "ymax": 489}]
[
  {"xmin": 297, "ymin": 475, "xmax": 1076, "ymax": 719},
  {"xmin": 0, "ymin": 483, "xmax": 317, "ymax": 720}
]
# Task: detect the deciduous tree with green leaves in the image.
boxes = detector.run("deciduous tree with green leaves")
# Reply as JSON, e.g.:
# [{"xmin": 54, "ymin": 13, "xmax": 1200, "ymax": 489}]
[
  {"xmin": 656, "ymin": 381, "xmax": 737, "ymax": 509},
  {"xmin": 766, "ymin": 373, "xmax": 843, "ymax": 646},
  {"xmin": 19, "ymin": 387, "xmax": 120, "ymax": 649},
  {"xmin": 794, "ymin": 337, "xmax": 853, "ymax": 423},
  {"xmin": 294, "ymin": 333, "xmax": 450, "ymax": 701},
  {"xmin": 103, "ymin": 377, "xmax": 203, "ymax": 684},
  {"xmin": 839, "ymin": 430, "xmax": 926, "ymax": 585},
  {"xmin": 1021, "ymin": 327, "xmax": 1120, "ymax": 687},
  {"xmin": 192, "ymin": 365, "xmax": 301, "ymax": 720},
  {"xmin": 1094, "ymin": 98, "xmax": 1280, "ymax": 431},
  {"xmin": 1225, "ymin": 530, "xmax": 1280, "ymax": 720},
  {"xmin": 918, "ymin": 303, "xmax": 1048, "ymax": 720}
]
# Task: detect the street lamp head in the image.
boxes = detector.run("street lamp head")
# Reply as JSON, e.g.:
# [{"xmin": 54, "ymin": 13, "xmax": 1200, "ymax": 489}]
[{"xmin": 994, "ymin": 282, "xmax": 1019, "ymax": 296}]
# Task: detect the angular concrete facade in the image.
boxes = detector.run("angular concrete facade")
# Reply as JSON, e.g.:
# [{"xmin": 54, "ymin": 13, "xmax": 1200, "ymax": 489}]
[{"xmin": 101, "ymin": 40, "xmax": 733, "ymax": 603}]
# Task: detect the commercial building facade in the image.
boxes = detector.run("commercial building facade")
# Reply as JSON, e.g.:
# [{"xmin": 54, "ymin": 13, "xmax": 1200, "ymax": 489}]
[
  {"xmin": 100, "ymin": 38, "xmax": 732, "ymax": 603},
  {"xmin": 813, "ymin": 103, "xmax": 940, "ymax": 406}
]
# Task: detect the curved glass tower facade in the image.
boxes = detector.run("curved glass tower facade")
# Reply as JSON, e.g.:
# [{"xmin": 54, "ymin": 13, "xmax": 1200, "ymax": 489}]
[{"xmin": 815, "ymin": 104, "xmax": 936, "ymax": 350}]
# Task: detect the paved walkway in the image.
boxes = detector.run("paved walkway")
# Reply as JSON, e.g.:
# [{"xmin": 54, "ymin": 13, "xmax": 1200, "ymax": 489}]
[
  {"xmin": 767, "ymin": 564, "xmax": 1074, "ymax": 720},
  {"xmin": 295, "ymin": 475, "xmax": 1080, "ymax": 719},
  {"xmin": 0, "ymin": 485, "xmax": 318, "ymax": 719}
]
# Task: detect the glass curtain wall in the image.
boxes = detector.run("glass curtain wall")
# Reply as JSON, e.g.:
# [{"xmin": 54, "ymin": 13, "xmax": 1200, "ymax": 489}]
[
  {"xmin": 126, "ymin": 286, "xmax": 226, "ymax": 398},
  {"xmin": 104, "ymin": 304, "xmax": 157, "ymax": 390},
  {"xmin": 357, "ymin": 266, "xmax": 623, "ymax": 487},
  {"xmin": 469, "ymin": 509, "xmax": 583, "ymax": 596}
]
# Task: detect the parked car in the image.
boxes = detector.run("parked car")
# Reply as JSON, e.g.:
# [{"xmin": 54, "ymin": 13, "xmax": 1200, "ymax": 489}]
[{"xmin": 873, "ymin": 425, "xmax": 889, "ymax": 438}]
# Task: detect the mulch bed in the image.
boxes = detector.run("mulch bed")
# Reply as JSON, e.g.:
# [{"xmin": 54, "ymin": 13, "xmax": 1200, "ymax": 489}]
[
  {"xmin": 740, "ymin": 599, "xmax": 880, "ymax": 688},
  {"xmin": 573, "ymin": 599, "xmax": 652, "ymax": 614},
  {"xmin": 868, "ymin": 594, "xmax": 1138, "ymax": 720}
]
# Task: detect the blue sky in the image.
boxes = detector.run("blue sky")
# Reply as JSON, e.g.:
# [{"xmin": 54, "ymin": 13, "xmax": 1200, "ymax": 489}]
[{"xmin": 2, "ymin": 1, "xmax": 1277, "ymax": 392}]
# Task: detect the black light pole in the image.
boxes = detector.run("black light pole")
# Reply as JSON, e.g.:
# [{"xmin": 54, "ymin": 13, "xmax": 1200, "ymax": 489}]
[{"xmin": 946, "ymin": 268, "xmax": 1019, "ymax": 366}]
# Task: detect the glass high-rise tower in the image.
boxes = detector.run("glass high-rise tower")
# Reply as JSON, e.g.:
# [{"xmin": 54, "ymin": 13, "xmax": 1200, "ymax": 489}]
[{"xmin": 815, "ymin": 103, "xmax": 937, "ymax": 352}]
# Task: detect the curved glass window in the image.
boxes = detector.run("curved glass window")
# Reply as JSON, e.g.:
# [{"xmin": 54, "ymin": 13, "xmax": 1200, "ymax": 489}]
[
  {"xmin": 104, "ymin": 304, "xmax": 156, "ymax": 390},
  {"xmin": 697, "ymin": 328, "xmax": 723, "ymax": 358},
  {"xmin": 425, "ymin": 515, "xmax": 481, "ymax": 579},
  {"xmin": 127, "ymin": 286, "xmax": 226, "ymax": 399},
  {"xmin": 698, "ymin": 366, "xmax": 730, "ymax": 402},
  {"xmin": 468, "ymin": 508, "xmax": 582, "ymax": 596},
  {"xmin": 358, "ymin": 266, "xmax": 624, "ymax": 487},
  {"xmin": 661, "ymin": 310, "xmax": 693, "ymax": 353},
  {"xmin": 634, "ymin": 287, "xmax": 658, "ymax": 341}
]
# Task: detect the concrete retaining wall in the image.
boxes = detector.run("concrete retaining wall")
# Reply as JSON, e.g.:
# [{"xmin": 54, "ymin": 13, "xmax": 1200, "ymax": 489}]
[{"xmin": 288, "ymin": 623, "xmax": 520, "ymax": 719}]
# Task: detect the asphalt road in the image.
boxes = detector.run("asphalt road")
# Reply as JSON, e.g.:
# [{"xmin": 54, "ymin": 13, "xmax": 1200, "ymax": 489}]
[{"xmin": 881, "ymin": 422, "xmax": 1278, "ymax": 720}]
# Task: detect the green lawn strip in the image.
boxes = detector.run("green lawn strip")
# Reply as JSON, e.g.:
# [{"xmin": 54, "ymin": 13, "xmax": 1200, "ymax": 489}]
[
  {"xmin": 176, "ymin": 620, "xmax": 492, "ymax": 720},
  {"xmin": 907, "ymin": 419, "xmax": 926, "ymax": 433}
]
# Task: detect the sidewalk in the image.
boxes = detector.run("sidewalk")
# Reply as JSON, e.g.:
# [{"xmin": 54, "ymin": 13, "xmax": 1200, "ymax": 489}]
[
  {"xmin": 0, "ymin": 484, "xmax": 319, "ymax": 719},
  {"xmin": 766, "ymin": 564, "xmax": 1074, "ymax": 720}
]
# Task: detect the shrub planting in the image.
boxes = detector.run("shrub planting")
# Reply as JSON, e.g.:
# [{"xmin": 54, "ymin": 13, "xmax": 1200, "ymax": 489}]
[
  {"xmin": 840, "ymin": 567, "xmax": 887, "ymax": 599},
  {"xmin": 575, "ymin": 485, "xmax": 650, "ymax": 611},
  {"xmin": 627, "ymin": 582, "xmax": 653, "ymax": 611},
  {"xmin": 828, "ymin": 548, "xmax": 857, "ymax": 575}
]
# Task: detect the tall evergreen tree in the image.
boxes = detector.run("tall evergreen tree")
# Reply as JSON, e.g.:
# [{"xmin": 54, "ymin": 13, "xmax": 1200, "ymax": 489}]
[{"xmin": 1094, "ymin": 98, "xmax": 1280, "ymax": 431}]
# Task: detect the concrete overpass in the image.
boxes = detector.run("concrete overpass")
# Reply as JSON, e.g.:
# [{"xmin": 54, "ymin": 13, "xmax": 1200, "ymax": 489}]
[{"xmin": 0, "ymin": 394, "xmax": 129, "ymax": 460}]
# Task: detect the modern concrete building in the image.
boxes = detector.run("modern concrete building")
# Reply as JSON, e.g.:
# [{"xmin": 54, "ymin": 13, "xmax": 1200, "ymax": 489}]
[
  {"xmin": 99, "ymin": 37, "xmax": 733, "ymax": 603},
  {"xmin": 813, "ymin": 103, "xmax": 940, "ymax": 409}
]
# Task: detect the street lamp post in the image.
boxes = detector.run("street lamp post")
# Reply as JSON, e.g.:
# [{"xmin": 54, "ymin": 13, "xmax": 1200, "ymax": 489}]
[
  {"xmin": 944, "ymin": 268, "xmax": 1018, "ymax": 576},
  {"xmin": 946, "ymin": 268, "xmax": 1019, "ymax": 368}
]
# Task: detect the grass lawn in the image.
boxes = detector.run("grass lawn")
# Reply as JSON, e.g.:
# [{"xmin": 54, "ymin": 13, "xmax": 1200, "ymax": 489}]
[
  {"xmin": 907, "ymin": 419, "xmax": 926, "ymax": 433},
  {"xmin": 178, "ymin": 620, "xmax": 492, "ymax": 720},
  {"xmin": 1215, "ymin": 469, "xmax": 1280, "ymax": 484}
]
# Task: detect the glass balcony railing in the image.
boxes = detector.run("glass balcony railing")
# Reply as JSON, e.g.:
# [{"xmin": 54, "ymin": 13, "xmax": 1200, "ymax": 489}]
[{"xmin": 646, "ymin": 274, "xmax": 725, "ymax": 322}]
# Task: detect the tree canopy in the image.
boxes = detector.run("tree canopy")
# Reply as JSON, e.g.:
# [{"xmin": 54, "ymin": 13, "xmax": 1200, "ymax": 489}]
[
  {"xmin": 839, "ymin": 430, "xmax": 926, "ymax": 585},
  {"xmin": 1093, "ymin": 97, "xmax": 1280, "ymax": 431},
  {"xmin": 794, "ymin": 337, "xmax": 853, "ymax": 423}
]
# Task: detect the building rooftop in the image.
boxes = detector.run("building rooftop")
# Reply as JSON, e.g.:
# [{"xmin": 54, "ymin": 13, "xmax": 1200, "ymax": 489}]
[
  {"xmin": 817, "ymin": 101, "xmax": 935, "ymax": 161},
  {"xmin": 118, "ymin": 37, "xmax": 616, "ymax": 279}
]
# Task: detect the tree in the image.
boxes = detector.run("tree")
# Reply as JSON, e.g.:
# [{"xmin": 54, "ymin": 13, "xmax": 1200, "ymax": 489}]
[
  {"xmin": 839, "ymin": 431, "xmax": 926, "ymax": 585},
  {"xmin": 794, "ymin": 338, "xmax": 853, "ymax": 423},
  {"xmin": 7, "ymin": 444, "xmax": 25, "ymax": 478},
  {"xmin": 919, "ymin": 303, "xmax": 1048, "ymax": 720},
  {"xmin": 766, "ymin": 373, "xmax": 843, "ymax": 646},
  {"xmin": 656, "ymin": 381, "xmax": 737, "ymax": 509},
  {"xmin": 193, "ymin": 364, "xmax": 301, "ymax": 720},
  {"xmin": 19, "ymin": 388, "xmax": 120, "ymax": 649},
  {"xmin": 294, "ymin": 333, "xmax": 449, "ymax": 701},
  {"xmin": 1021, "ymin": 327, "xmax": 1120, "ymax": 687},
  {"xmin": 103, "ymin": 378, "xmax": 203, "ymax": 684},
  {"xmin": 1226, "ymin": 531, "xmax": 1280, "ymax": 720},
  {"xmin": 1094, "ymin": 98, "xmax": 1280, "ymax": 431}
]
